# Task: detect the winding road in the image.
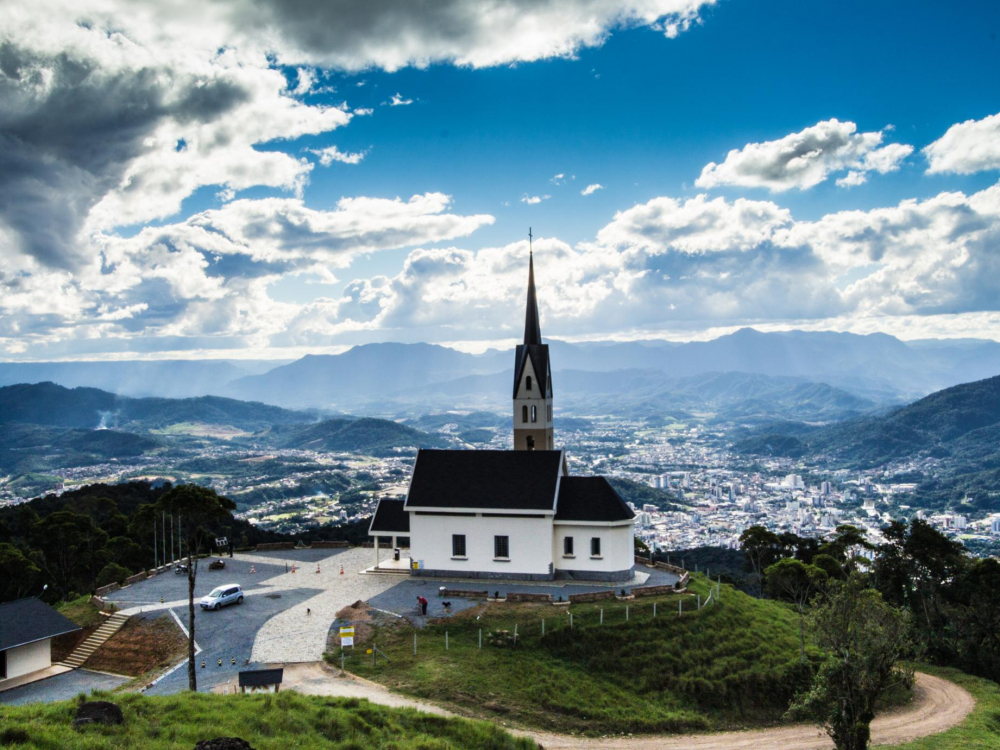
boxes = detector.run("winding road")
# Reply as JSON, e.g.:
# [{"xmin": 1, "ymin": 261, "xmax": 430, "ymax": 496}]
[{"xmin": 279, "ymin": 665, "xmax": 974, "ymax": 749}]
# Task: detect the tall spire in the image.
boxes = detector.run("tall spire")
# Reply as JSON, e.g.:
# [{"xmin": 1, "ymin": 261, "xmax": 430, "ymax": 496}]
[{"xmin": 523, "ymin": 229, "xmax": 542, "ymax": 345}]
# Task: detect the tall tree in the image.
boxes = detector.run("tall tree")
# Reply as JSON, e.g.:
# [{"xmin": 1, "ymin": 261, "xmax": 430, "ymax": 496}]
[
  {"xmin": 30, "ymin": 511, "xmax": 108, "ymax": 599},
  {"xmin": 0, "ymin": 543, "xmax": 41, "ymax": 601},
  {"xmin": 739, "ymin": 525, "xmax": 782, "ymax": 597},
  {"xmin": 155, "ymin": 485, "xmax": 235, "ymax": 691},
  {"xmin": 790, "ymin": 576, "xmax": 913, "ymax": 750},
  {"xmin": 765, "ymin": 557, "xmax": 828, "ymax": 661}
]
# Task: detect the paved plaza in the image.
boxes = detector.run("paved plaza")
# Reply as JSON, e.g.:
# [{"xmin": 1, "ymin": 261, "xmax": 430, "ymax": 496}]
[{"xmin": 81, "ymin": 547, "xmax": 680, "ymax": 693}]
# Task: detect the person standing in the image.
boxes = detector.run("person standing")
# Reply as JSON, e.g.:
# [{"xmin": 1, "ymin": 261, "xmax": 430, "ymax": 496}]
[{"xmin": 417, "ymin": 595, "xmax": 428, "ymax": 615}]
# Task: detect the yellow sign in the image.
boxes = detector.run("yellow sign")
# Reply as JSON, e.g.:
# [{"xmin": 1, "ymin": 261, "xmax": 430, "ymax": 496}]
[
  {"xmin": 366, "ymin": 648, "xmax": 373, "ymax": 654},
  {"xmin": 340, "ymin": 626, "xmax": 355, "ymax": 647},
  {"xmin": 339, "ymin": 626, "xmax": 355, "ymax": 636}
]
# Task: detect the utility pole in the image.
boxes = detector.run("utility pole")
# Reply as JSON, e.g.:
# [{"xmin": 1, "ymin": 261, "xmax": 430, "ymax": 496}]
[
  {"xmin": 153, "ymin": 520, "xmax": 158, "ymax": 568},
  {"xmin": 162, "ymin": 511, "xmax": 166, "ymax": 567},
  {"xmin": 170, "ymin": 514, "xmax": 174, "ymax": 564}
]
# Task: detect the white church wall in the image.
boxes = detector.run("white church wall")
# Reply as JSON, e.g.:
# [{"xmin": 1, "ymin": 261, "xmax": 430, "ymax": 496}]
[
  {"xmin": 552, "ymin": 522, "xmax": 634, "ymax": 580},
  {"xmin": 410, "ymin": 512, "xmax": 555, "ymax": 580}
]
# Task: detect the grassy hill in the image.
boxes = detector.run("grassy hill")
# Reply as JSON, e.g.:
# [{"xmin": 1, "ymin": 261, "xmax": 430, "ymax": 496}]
[
  {"xmin": 734, "ymin": 374, "xmax": 1000, "ymax": 511},
  {"xmin": 0, "ymin": 423, "xmax": 161, "ymax": 473},
  {"xmin": 0, "ymin": 382, "xmax": 312, "ymax": 432},
  {"xmin": 340, "ymin": 574, "xmax": 819, "ymax": 735},
  {"xmin": 0, "ymin": 690, "xmax": 534, "ymax": 750},
  {"xmin": 255, "ymin": 417, "xmax": 450, "ymax": 455}
]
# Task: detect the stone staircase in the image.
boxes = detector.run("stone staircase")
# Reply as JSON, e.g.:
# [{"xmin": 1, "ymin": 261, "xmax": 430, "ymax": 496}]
[{"xmin": 57, "ymin": 612, "xmax": 130, "ymax": 670}]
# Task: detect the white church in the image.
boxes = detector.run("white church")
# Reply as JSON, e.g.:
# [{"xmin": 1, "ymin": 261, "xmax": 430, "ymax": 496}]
[{"xmin": 369, "ymin": 249, "xmax": 636, "ymax": 582}]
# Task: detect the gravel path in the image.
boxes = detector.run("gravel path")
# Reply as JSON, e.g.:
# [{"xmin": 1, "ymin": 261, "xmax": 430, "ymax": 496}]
[{"xmin": 281, "ymin": 666, "xmax": 974, "ymax": 750}]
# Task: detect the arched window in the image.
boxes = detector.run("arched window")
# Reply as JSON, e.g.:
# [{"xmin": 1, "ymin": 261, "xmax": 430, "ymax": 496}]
[
  {"xmin": 526, "ymin": 375, "xmax": 532, "ymax": 391},
  {"xmin": 531, "ymin": 405, "xmax": 537, "ymax": 423},
  {"xmin": 522, "ymin": 405, "xmax": 528, "ymax": 423},
  {"xmin": 526, "ymin": 435, "xmax": 535, "ymax": 450}
]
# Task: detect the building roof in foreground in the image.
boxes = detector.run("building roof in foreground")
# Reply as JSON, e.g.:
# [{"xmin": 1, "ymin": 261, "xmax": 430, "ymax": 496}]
[
  {"xmin": 405, "ymin": 449, "xmax": 563, "ymax": 511},
  {"xmin": 369, "ymin": 498, "xmax": 410, "ymax": 534},
  {"xmin": 239, "ymin": 668, "xmax": 284, "ymax": 687},
  {"xmin": 0, "ymin": 597, "xmax": 81, "ymax": 651},
  {"xmin": 555, "ymin": 476, "xmax": 635, "ymax": 522}
]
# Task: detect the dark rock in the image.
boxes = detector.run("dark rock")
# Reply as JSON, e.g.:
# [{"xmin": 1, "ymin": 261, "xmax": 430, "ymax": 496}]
[
  {"xmin": 194, "ymin": 739, "xmax": 256, "ymax": 750},
  {"xmin": 74, "ymin": 701, "xmax": 124, "ymax": 727}
]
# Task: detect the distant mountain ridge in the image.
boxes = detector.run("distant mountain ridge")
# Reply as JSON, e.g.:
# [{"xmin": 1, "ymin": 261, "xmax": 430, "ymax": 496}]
[
  {"xmin": 0, "ymin": 382, "xmax": 312, "ymax": 432},
  {"xmin": 736, "ymin": 374, "xmax": 1000, "ymax": 466},
  {"xmin": 2, "ymin": 329, "xmax": 999, "ymax": 412}
]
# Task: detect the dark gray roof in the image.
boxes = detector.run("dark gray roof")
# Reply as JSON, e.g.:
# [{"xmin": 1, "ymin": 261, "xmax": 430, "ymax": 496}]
[
  {"xmin": 405, "ymin": 449, "xmax": 563, "ymax": 511},
  {"xmin": 369, "ymin": 499, "xmax": 410, "ymax": 534},
  {"xmin": 555, "ymin": 476, "xmax": 635, "ymax": 522},
  {"xmin": 524, "ymin": 251, "xmax": 542, "ymax": 346},
  {"xmin": 239, "ymin": 668, "xmax": 283, "ymax": 687},
  {"xmin": 0, "ymin": 598, "xmax": 81, "ymax": 651}
]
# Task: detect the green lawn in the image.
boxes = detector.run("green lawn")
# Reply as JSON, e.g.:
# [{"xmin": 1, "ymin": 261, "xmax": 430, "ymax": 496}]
[
  {"xmin": 0, "ymin": 690, "xmax": 535, "ymax": 750},
  {"xmin": 882, "ymin": 665, "xmax": 1000, "ymax": 750},
  {"xmin": 342, "ymin": 574, "xmax": 820, "ymax": 735},
  {"xmin": 57, "ymin": 595, "xmax": 108, "ymax": 628}
]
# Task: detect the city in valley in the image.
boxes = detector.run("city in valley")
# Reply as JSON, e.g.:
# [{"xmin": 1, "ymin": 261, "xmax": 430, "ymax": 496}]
[{"xmin": 4, "ymin": 408, "xmax": 995, "ymax": 557}]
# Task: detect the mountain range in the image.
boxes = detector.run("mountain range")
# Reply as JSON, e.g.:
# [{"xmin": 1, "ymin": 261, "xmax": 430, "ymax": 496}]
[
  {"xmin": 735, "ymin": 375, "xmax": 1000, "ymax": 511},
  {"xmin": 3, "ymin": 330, "xmax": 999, "ymax": 413}
]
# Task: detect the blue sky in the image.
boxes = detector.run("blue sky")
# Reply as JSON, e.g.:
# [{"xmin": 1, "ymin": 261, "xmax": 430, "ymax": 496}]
[{"xmin": 2, "ymin": 0, "xmax": 1000, "ymax": 360}]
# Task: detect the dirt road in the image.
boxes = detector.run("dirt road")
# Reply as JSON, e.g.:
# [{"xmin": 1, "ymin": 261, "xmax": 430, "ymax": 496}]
[{"xmin": 281, "ymin": 664, "xmax": 974, "ymax": 749}]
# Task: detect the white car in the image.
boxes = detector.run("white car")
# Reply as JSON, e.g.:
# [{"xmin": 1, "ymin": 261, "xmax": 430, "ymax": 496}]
[{"xmin": 200, "ymin": 584, "xmax": 244, "ymax": 610}]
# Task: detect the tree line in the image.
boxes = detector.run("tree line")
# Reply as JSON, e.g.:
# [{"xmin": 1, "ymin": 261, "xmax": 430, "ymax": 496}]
[
  {"xmin": 739, "ymin": 519, "xmax": 1000, "ymax": 750},
  {"xmin": 0, "ymin": 481, "xmax": 284, "ymax": 604}
]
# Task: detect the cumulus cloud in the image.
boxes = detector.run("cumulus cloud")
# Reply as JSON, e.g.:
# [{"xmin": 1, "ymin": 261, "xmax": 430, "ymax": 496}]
[
  {"xmin": 387, "ymin": 93, "xmax": 414, "ymax": 106},
  {"xmin": 226, "ymin": 0, "xmax": 717, "ymax": 71},
  {"xmin": 581, "ymin": 183, "xmax": 604, "ymax": 195},
  {"xmin": 696, "ymin": 119, "xmax": 913, "ymax": 192},
  {"xmin": 521, "ymin": 195, "xmax": 550, "ymax": 205},
  {"xmin": 307, "ymin": 145, "xmax": 368, "ymax": 166},
  {"xmin": 924, "ymin": 112, "xmax": 1000, "ymax": 175}
]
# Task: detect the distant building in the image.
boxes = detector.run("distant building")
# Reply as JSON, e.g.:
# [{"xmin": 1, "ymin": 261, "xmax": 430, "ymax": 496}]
[{"xmin": 0, "ymin": 598, "xmax": 80, "ymax": 686}]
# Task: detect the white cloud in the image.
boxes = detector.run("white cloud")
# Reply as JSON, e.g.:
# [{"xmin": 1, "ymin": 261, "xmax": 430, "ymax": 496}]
[
  {"xmin": 581, "ymin": 183, "xmax": 604, "ymax": 195},
  {"xmin": 293, "ymin": 68, "xmax": 316, "ymax": 95},
  {"xmin": 353, "ymin": 107, "xmax": 374, "ymax": 116},
  {"xmin": 924, "ymin": 112, "xmax": 1000, "ymax": 175},
  {"xmin": 551, "ymin": 174, "xmax": 566, "ymax": 185},
  {"xmin": 696, "ymin": 119, "xmax": 913, "ymax": 192},
  {"xmin": 307, "ymin": 145, "xmax": 368, "ymax": 166},
  {"xmin": 521, "ymin": 195, "xmax": 551, "ymax": 205},
  {"xmin": 388, "ymin": 93, "xmax": 414, "ymax": 106}
]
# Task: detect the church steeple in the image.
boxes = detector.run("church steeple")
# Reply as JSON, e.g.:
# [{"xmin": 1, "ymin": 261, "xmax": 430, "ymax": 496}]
[
  {"xmin": 513, "ymin": 229, "xmax": 554, "ymax": 451},
  {"xmin": 524, "ymin": 233, "xmax": 542, "ymax": 345}
]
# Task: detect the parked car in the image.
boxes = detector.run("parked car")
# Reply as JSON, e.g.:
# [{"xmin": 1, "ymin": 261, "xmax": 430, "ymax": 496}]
[
  {"xmin": 200, "ymin": 584, "xmax": 244, "ymax": 610},
  {"xmin": 209, "ymin": 559, "xmax": 226, "ymax": 571}
]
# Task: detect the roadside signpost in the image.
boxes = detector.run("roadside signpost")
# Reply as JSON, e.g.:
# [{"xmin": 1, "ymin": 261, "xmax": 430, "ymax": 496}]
[{"xmin": 340, "ymin": 625, "xmax": 355, "ymax": 648}]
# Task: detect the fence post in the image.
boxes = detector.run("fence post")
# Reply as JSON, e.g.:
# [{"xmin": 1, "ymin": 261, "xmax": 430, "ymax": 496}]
[
  {"xmin": 569, "ymin": 612, "xmax": 573, "ymax": 629},
  {"xmin": 541, "ymin": 619, "xmax": 545, "ymax": 636},
  {"xmin": 600, "ymin": 608, "xmax": 603, "ymax": 625},
  {"xmin": 445, "ymin": 631, "xmax": 449, "ymax": 651},
  {"xmin": 341, "ymin": 651, "xmax": 345, "ymax": 673},
  {"xmin": 479, "ymin": 628, "xmax": 482, "ymax": 649},
  {"xmin": 626, "ymin": 605, "xmax": 629, "ymax": 621},
  {"xmin": 697, "ymin": 595, "xmax": 701, "ymax": 610},
  {"xmin": 413, "ymin": 633, "xmax": 417, "ymax": 656},
  {"xmin": 653, "ymin": 601, "xmax": 657, "ymax": 618},
  {"xmin": 679, "ymin": 599, "xmax": 682, "ymax": 616},
  {"xmin": 514, "ymin": 623, "xmax": 518, "ymax": 645}
]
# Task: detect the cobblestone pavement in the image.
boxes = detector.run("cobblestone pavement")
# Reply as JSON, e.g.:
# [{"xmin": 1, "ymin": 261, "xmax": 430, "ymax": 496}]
[{"xmin": 250, "ymin": 547, "xmax": 405, "ymax": 663}]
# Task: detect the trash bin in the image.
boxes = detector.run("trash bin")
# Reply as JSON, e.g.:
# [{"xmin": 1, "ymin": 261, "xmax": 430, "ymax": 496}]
[{"xmin": 394, "ymin": 548, "xmax": 401, "ymax": 561}]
